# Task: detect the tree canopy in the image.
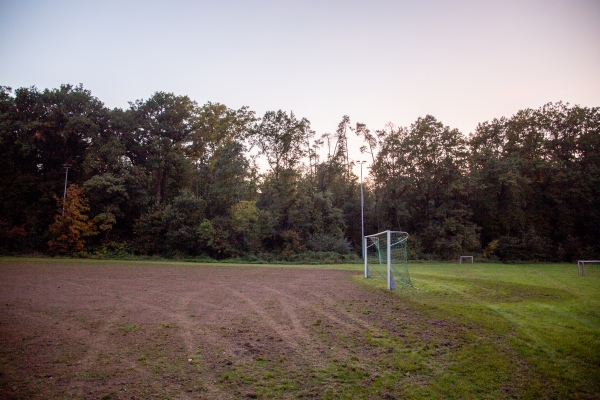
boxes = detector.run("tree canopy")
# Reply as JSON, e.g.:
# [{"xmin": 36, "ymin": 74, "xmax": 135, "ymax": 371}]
[{"xmin": 0, "ymin": 85, "xmax": 598, "ymax": 262}]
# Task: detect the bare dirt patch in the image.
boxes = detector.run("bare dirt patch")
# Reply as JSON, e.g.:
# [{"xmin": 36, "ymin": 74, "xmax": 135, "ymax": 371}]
[{"xmin": 0, "ymin": 261, "xmax": 486, "ymax": 399}]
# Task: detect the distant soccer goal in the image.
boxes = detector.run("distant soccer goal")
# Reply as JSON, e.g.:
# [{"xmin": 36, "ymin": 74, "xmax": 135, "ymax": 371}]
[
  {"xmin": 364, "ymin": 230, "xmax": 416, "ymax": 290},
  {"xmin": 578, "ymin": 260, "xmax": 600, "ymax": 276}
]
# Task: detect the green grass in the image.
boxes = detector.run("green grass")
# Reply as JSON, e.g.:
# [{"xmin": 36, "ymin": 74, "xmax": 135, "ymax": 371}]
[{"xmin": 375, "ymin": 263, "xmax": 600, "ymax": 399}]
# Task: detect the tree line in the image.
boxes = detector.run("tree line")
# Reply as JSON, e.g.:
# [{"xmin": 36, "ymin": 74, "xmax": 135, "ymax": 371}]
[{"xmin": 0, "ymin": 84, "xmax": 598, "ymax": 262}]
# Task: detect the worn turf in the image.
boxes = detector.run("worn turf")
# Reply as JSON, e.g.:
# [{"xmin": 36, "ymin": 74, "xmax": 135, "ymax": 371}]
[{"xmin": 0, "ymin": 260, "xmax": 598, "ymax": 399}]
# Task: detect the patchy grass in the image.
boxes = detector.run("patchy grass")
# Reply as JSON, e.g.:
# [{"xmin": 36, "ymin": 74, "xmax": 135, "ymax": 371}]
[
  {"xmin": 188, "ymin": 262, "xmax": 598, "ymax": 399},
  {"xmin": 0, "ymin": 255, "xmax": 364, "ymax": 271},
  {"xmin": 358, "ymin": 263, "xmax": 600, "ymax": 399},
  {"xmin": 118, "ymin": 324, "xmax": 139, "ymax": 334},
  {"xmin": 1, "ymin": 260, "xmax": 597, "ymax": 399}
]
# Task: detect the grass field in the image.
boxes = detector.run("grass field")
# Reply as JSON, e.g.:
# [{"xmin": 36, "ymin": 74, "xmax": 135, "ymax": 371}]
[
  {"xmin": 386, "ymin": 263, "xmax": 600, "ymax": 399},
  {"xmin": 0, "ymin": 258, "xmax": 598, "ymax": 399}
]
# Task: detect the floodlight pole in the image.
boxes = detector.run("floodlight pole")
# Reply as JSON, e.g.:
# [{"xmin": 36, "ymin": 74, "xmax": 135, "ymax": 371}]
[
  {"xmin": 62, "ymin": 165, "xmax": 70, "ymax": 216},
  {"xmin": 359, "ymin": 161, "xmax": 367, "ymax": 261}
]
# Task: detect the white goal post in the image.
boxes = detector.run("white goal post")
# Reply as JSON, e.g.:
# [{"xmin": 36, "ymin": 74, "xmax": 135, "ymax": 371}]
[
  {"xmin": 364, "ymin": 230, "xmax": 416, "ymax": 290},
  {"xmin": 578, "ymin": 260, "xmax": 600, "ymax": 276},
  {"xmin": 459, "ymin": 256, "xmax": 473, "ymax": 264}
]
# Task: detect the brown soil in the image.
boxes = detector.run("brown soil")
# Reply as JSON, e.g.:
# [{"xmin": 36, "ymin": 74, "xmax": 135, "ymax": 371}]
[{"xmin": 0, "ymin": 261, "xmax": 457, "ymax": 399}]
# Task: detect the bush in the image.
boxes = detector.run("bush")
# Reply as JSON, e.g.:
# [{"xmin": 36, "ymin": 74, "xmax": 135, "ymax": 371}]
[
  {"xmin": 242, "ymin": 251, "xmax": 358, "ymax": 264},
  {"xmin": 306, "ymin": 234, "xmax": 352, "ymax": 254},
  {"xmin": 93, "ymin": 241, "xmax": 133, "ymax": 259},
  {"xmin": 483, "ymin": 239, "xmax": 499, "ymax": 259},
  {"xmin": 280, "ymin": 251, "xmax": 359, "ymax": 264},
  {"xmin": 495, "ymin": 229, "xmax": 553, "ymax": 262}
]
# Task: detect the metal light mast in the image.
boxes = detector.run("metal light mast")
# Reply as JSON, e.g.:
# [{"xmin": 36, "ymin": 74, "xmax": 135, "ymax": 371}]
[
  {"xmin": 359, "ymin": 161, "xmax": 367, "ymax": 260},
  {"xmin": 62, "ymin": 165, "xmax": 70, "ymax": 216}
]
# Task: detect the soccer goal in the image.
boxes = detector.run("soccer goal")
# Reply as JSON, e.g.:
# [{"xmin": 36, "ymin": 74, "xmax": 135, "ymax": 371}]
[
  {"xmin": 364, "ymin": 230, "xmax": 416, "ymax": 290},
  {"xmin": 578, "ymin": 260, "xmax": 600, "ymax": 276}
]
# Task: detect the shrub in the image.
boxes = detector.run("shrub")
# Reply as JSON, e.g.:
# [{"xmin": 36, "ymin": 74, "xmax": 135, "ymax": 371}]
[
  {"xmin": 495, "ymin": 229, "xmax": 552, "ymax": 262},
  {"xmin": 306, "ymin": 234, "xmax": 352, "ymax": 254}
]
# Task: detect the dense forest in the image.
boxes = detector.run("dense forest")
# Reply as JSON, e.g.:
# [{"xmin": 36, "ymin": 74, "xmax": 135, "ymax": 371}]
[{"xmin": 0, "ymin": 84, "xmax": 598, "ymax": 262}]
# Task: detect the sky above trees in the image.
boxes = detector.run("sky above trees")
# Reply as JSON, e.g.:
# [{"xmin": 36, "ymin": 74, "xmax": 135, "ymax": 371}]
[{"xmin": 1, "ymin": 0, "xmax": 599, "ymax": 171}]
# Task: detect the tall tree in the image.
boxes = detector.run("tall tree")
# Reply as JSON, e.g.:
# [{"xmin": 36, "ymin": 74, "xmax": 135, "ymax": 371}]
[
  {"xmin": 250, "ymin": 110, "xmax": 309, "ymax": 179},
  {"xmin": 189, "ymin": 102, "xmax": 255, "ymax": 162},
  {"xmin": 126, "ymin": 92, "xmax": 197, "ymax": 205}
]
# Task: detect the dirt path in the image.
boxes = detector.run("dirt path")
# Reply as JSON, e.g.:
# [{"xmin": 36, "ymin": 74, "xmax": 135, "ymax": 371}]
[{"xmin": 0, "ymin": 261, "xmax": 456, "ymax": 399}]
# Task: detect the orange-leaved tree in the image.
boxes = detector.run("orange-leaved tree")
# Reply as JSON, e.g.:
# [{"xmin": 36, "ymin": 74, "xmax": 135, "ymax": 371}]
[{"xmin": 48, "ymin": 184, "xmax": 97, "ymax": 254}]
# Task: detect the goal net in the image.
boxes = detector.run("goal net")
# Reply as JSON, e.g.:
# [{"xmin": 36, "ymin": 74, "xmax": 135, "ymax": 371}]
[{"xmin": 364, "ymin": 230, "xmax": 415, "ymax": 289}]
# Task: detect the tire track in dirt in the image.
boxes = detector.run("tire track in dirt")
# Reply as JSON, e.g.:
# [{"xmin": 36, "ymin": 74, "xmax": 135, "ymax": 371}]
[
  {"xmin": 228, "ymin": 287, "xmax": 328, "ymax": 368},
  {"xmin": 32, "ymin": 276, "xmax": 228, "ymax": 398},
  {"xmin": 0, "ymin": 276, "xmax": 148, "ymax": 398},
  {"xmin": 1, "ymin": 263, "xmax": 387, "ymax": 399},
  {"xmin": 2, "ymin": 276, "xmax": 122, "ymax": 353},
  {"xmin": 264, "ymin": 286, "xmax": 373, "ymax": 332},
  {"xmin": 167, "ymin": 290, "xmax": 231, "ymax": 399},
  {"xmin": 258, "ymin": 284, "xmax": 387, "ymax": 370},
  {"xmin": 46, "ymin": 278, "xmax": 159, "ymax": 394},
  {"xmin": 95, "ymin": 288, "xmax": 236, "ymax": 399},
  {"xmin": 3, "ymin": 306, "xmax": 93, "ymax": 340},
  {"xmin": 135, "ymin": 285, "xmax": 250, "ymax": 352}
]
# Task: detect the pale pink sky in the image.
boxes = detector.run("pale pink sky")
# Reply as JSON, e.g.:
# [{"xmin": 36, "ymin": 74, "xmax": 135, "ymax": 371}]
[{"xmin": 1, "ymin": 0, "xmax": 599, "ymax": 171}]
